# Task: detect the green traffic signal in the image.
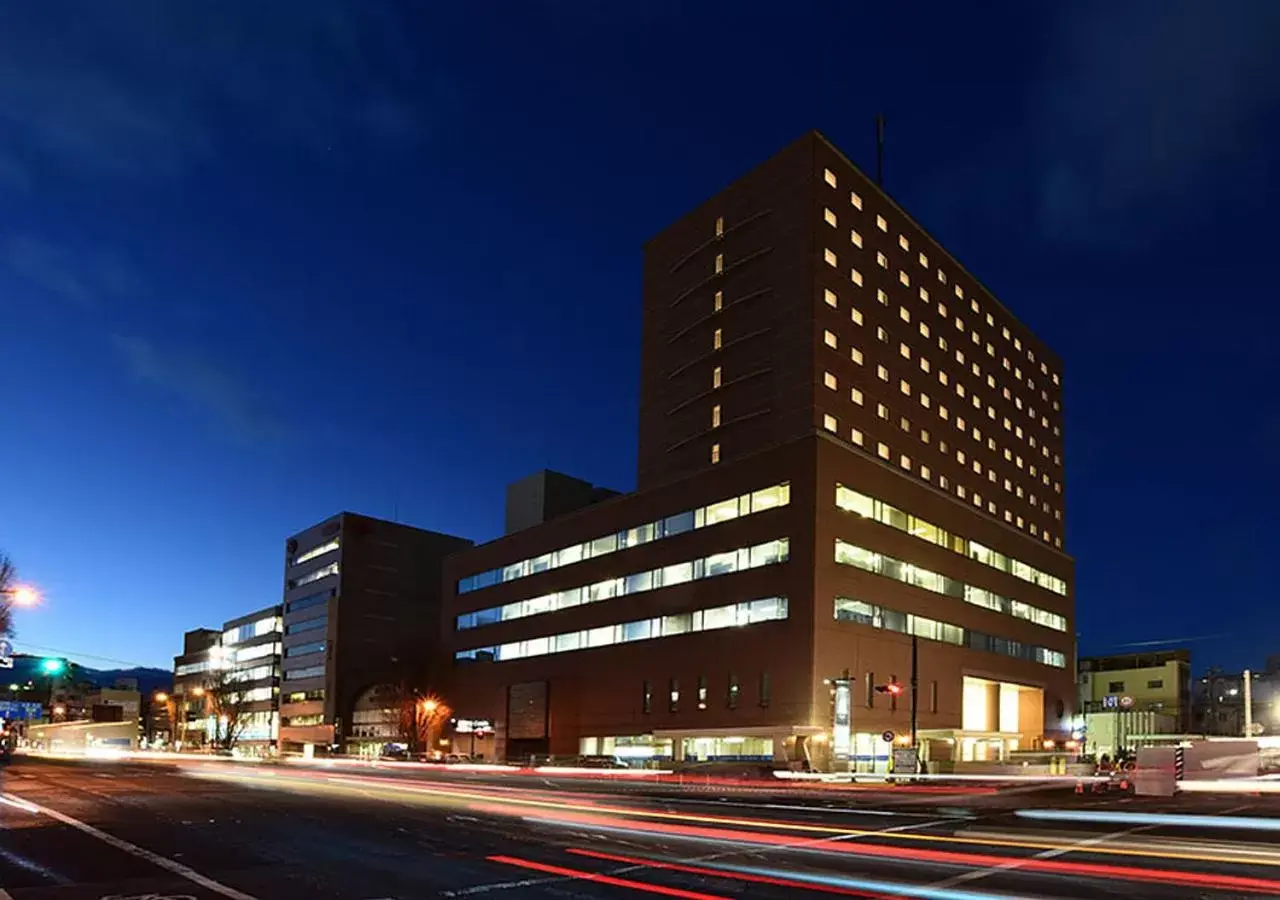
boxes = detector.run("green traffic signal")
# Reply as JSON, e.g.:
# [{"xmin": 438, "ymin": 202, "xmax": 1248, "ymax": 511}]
[{"xmin": 40, "ymin": 658, "xmax": 65, "ymax": 675}]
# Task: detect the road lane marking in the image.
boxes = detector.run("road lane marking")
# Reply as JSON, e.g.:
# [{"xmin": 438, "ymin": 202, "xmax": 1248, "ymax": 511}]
[{"xmin": 0, "ymin": 792, "xmax": 259, "ymax": 900}]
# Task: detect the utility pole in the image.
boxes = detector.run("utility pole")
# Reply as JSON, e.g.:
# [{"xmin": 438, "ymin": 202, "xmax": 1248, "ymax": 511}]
[
  {"xmin": 1244, "ymin": 669, "xmax": 1253, "ymax": 737},
  {"xmin": 910, "ymin": 634, "xmax": 919, "ymax": 750}
]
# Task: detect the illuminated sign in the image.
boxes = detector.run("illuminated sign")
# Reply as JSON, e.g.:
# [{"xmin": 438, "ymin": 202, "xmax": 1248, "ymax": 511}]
[
  {"xmin": 833, "ymin": 680, "xmax": 851, "ymax": 758},
  {"xmin": 455, "ymin": 718, "xmax": 493, "ymax": 734}
]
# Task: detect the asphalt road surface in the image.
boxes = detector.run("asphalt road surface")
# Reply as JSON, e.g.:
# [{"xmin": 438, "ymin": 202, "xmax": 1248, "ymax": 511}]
[{"xmin": 3, "ymin": 756, "xmax": 1280, "ymax": 899}]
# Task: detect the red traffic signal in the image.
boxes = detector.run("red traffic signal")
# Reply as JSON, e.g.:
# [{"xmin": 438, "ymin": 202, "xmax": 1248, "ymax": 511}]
[{"xmin": 875, "ymin": 682, "xmax": 903, "ymax": 695}]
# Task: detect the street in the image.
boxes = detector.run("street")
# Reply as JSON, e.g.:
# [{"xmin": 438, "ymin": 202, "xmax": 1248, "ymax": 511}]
[{"xmin": 3, "ymin": 757, "xmax": 1280, "ymax": 899}]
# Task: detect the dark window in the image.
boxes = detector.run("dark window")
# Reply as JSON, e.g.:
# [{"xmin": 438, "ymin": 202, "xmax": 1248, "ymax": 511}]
[
  {"xmin": 285, "ymin": 641, "xmax": 325, "ymax": 658},
  {"xmin": 285, "ymin": 594, "xmax": 327, "ymax": 617},
  {"xmin": 1108, "ymin": 681, "xmax": 1125, "ymax": 693},
  {"xmin": 759, "ymin": 672, "xmax": 771, "ymax": 708},
  {"xmin": 642, "ymin": 680, "xmax": 652, "ymax": 715},
  {"xmin": 669, "ymin": 678, "xmax": 680, "ymax": 713},
  {"xmin": 866, "ymin": 671, "xmax": 875, "ymax": 708},
  {"xmin": 285, "ymin": 616, "xmax": 327, "ymax": 635},
  {"xmin": 930, "ymin": 680, "xmax": 939, "ymax": 713},
  {"xmin": 697, "ymin": 676, "xmax": 708, "ymax": 710},
  {"xmin": 1147, "ymin": 679, "xmax": 1163, "ymax": 689},
  {"xmin": 727, "ymin": 674, "xmax": 739, "ymax": 709}
]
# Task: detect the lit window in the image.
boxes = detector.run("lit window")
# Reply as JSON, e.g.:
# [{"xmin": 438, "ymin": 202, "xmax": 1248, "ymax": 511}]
[
  {"xmin": 899, "ymin": 416, "xmax": 910, "ymax": 432},
  {"xmin": 713, "ymin": 328, "xmax": 722, "ymax": 350},
  {"xmin": 920, "ymin": 428, "xmax": 930, "ymax": 442},
  {"xmin": 954, "ymin": 284, "xmax": 964, "ymax": 299},
  {"xmin": 710, "ymin": 443, "xmax": 720, "ymax": 464},
  {"xmin": 715, "ymin": 253, "xmax": 724, "ymax": 274},
  {"xmin": 823, "ymin": 414, "xmax": 838, "ymax": 433},
  {"xmin": 1002, "ymin": 326, "xmax": 1010, "ymax": 340},
  {"xmin": 939, "ymin": 475, "xmax": 950, "ymax": 489},
  {"xmin": 971, "ymin": 362, "xmax": 980, "ymax": 377},
  {"xmin": 851, "ymin": 307, "xmax": 864, "ymax": 325},
  {"xmin": 955, "ymin": 316, "xmax": 965, "ymax": 332},
  {"xmin": 921, "ymin": 465, "xmax": 931, "ymax": 480},
  {"xmin": 876, "ymin": 215, "xmax": 887, "ymax": 232},
  {"xmin": 1004, "ymin": 448, "xmax": 1012, "ymax": 461},
  {"xmin": 851, "ymin": 347, "xmax": 864, "ymax": 365},
  {"xmin": 899, "ymin": 342, "xmax": 911, "ymax": 359},
  {"xmin": 712, "ymin": 366, "xmax": 722, "ymax": 389},
  {"xmin": 972, "ymin": 426, "xmax": 981, "ymax": 441},
  {"xmin": 876, "ymin": 365, "xmax": 889, "ymax": 382},
  {"xmin": 1017, "ymin": 516, "xmax": 1024, "ymax": 528},
  {"xmin": 851, "ymin": 387, "xmax": 864, "ymax": 405},
  {"xmin": 899, "ymin": 306, "xmax": 910, "ymax": 322},
  {"xmin": 711, "ymin": 405, "xmax": 721, "ymax": 428},
  {"xmin": 824, "ymin": 329, "xmax": 838, "ymax": 349},
  {"xmin": 877, "ymin": 325, "xmax": 888, "ymax": 342},
  {"xmin": 898, "ymin": 234, "xmax": 909, "ymax": 251},
  {"xmin": 824, "ymin": 208, "xmax": 838, "ymax": 227},
  {"xmin": 939, "ymin": 405, "xmax": 949, "ymax": 420},
  {"xmin": 957, "ymin": 415, "xmax": 966, "ymax": 430},
  {"xmin": 715, "ymin": 216, "xmax": 724, "ymax": 237},
  {"xmin": 938, "ymin": 302, "xmax": 947, "ymax": 317},
  {"xmin": 1005, "ymin": 510, "xmax": 1013, "ymax": 522},
  {"xmin": 900, "ymin": 379, "xmax": 911, "ymax": 396},
  {"xmin": 919, "ymin": 286, "xmax": 929, "ymax": 302},
  {"xmin": 1015, "ymin": 425, "xmax": 1023, "ymax": 438},
  {"xmin": 851, "ymin": 230, "xmax": 863, "ymax": 248},
  {"xmin": 876, "ymin": 288, "xmax": 888, "ymax": 305},
  {"xmin": 1014, "ymin": 337, "xmax": 1022, "ymax": 350},
  {"xmin": 986, "ymin": 313, "xmax": 994, "ymax": 326},
  {"xmin": 877, "ymin": 402, "xmax": 888, "ymax": 420},
  {"xmin": 851, "ymin": 428, "xmax": 864, "ymax": 445},
  {"xmin": 824, "ymin": 248, "xmax": 838, "ymax": 267},
  {"xmin": 956, "ymin": 449, "xmax": 966, "ymax": 464},
  {"xmin": 957, "ymin": 485, "xmax": 967, "ymax": 499},
  {"xmin": 714, "ymin": 290, "xmax": 723, "ymax": 311},
  {"xmin": 973, "ymin": 493, "xmax": 982, "ymax": 507},
  {"xmin": 900, "ymin": 454, "xmax": 912, "ymax": 470},
  {"xmin": 986, "ymin": 342, "xmax": 995, "ymax": 357},
  {"xmin": 1002, "ymin": 357, "xmax": 1010, "ymax": 370},
  {"xmin": 876, "ymin": 251, "xmax": 888, "ymax": 269},
  {"xmin": 824, "ymin": 288, "xmax": 838, "ymax": 308},
  {"xmin": 939, "ymin": 371, "xmax": 949, "ymax": 386},
  {"xmin": 972, "ymin": 459, "xmax": 982, "ymax": 474},
  {"xmin": 919, "ymin": 322, "xmax": 930, "ymax": 339},
  {"xmin": 850, "ymin": 191, "xmax": 863, "ymax": 209},
  {"xmin": 823, "ymin": 371, "xmax": 838, "ymax": 390},
  {"xmin": 1052, "ymin": 372, "xmax": 1060, "ymax": 386},
  {"xmin": 824, "ymin": 168, "xmax": 837, "ymax": 188},
  {"xmin": 918, "ymin": 252, "xmax": 928, "ymax": 268},
  {"xmin": 970, "ymin": 299, "xmax": 979, "ymax": 314},
  {"xmin": 851, "ymin": 268, "xmax": 864, "ymax": 286},
  {"xmin": 920, "ymin": 393, "xmax": 931, "ymax": 408},
  {"xmin": 899, "ymin": 270, "xmax": 910, "ymax": 287},
  {"xmin": 877, "ymin": 442, "xmax": 890, "ymax": 460}
]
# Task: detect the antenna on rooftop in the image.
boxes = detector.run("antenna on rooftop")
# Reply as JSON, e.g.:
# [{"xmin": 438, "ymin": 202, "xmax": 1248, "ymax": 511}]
[{"xmin": 876, "ymin": 113, "xmax": 886, "ymax": 187}]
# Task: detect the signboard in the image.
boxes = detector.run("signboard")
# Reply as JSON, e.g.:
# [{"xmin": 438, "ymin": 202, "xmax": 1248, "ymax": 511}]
[
  {"xmin": 832, "ymin": 680, "xmax": 851, "ymax": 759},
  {"xmin": 881, "ymin": 730, "xmax": 896, "ymax": 743},
  {"xmin": 455, "ymin": 718, "xmax": 493, "ymax": 734},
  {"xmin": 0, "ymin": 639, "xmax": 12, "ymax": 669},
  {"xmin": 892, "ymin": 747, "xmax": 920, "ymax": 774},
  {"xmin": 0, "ymin": 700, "xmax": 44, "ymax": 721}
]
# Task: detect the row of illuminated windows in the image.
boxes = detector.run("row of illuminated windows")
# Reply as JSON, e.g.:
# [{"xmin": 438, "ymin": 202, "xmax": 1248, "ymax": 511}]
[
  {"xmin": 820, "ymin": 324, "xmax": 1062, "ymax": 461},
  {"xmin": 456, "ymin": 538, "xmax": 791, "ymax": 631},
  {"xmin": 284, "ymin": 664, "xmax": 325, "ymax": 681},
  {"xmin": 176, "ymin": 660, "xmax": 214, "ymax": 676},
  {"xmin": 285, "ymin": 640, "xmax": 325, "ymax": 658},
  {"xmin": 291, "ymin": 562, "xmax": 338, "ymax": 589},
  {"xmin": 233, "ymin": 642, "xmax": 280, "ymax": 664},
  {"xmin": 457, "ymin": 483, "xmax": 791, "ymax": 594},
  {"xmin": 455, "ymin": 596, "xmax": 789, "ymax": 663},
  {"xmin": 819, "ymin": 359, "xmax": 1062, "ymax": 480},
  {"xmin": 834, "ymin": 539, "xmax": 1067, "ymax": 631},
  {"xmin": 835, "ymin": 485, "xmax": 1067, "ymax": 595},
  {"xmin": 291, "ymin": 538, "xmax": 339, "ymax": 568},
  {"xmin": 223, "ymin": 616, "xmax": 281, "ymax": 647},
  {"xmin": 821, "ymin": 417, "xmax": 1060, "ymax": 542},
  {"xmin": 283, "ymin": 714, "xmax": 325, "ymax": 727},
  {"xmin": 833, "ymin": 597, "xmax": 1067, "ymax": 668},
  {"xmin": 820, "ymin": 170, "xmax": 1061, "ymax": 388}
]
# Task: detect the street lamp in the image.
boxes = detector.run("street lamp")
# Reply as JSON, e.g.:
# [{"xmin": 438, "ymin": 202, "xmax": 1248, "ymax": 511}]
[
  {"xmin": 154, "ymin": 691, "xmax": 169, "ymax": 703},
  {"xmin": 422, "ymin": 698, "xmax": 438, "ymax": 714}
]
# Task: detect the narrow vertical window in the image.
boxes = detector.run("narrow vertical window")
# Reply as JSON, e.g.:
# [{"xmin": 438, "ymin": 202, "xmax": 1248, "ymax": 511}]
[
  {"xmin": 758, "ymin": 672, "xmax": 771, "ymax": 708},
  {"xmin": 697, "ymin": 676, "xmax": 708, "ymax": 710},
  {"xmin": 710, "ymin": 442, "xmax": 720, "ymax": 464},
  {"xmin": 714, "ymin": 290, "xmax": 723, "ymax": 312},
  {"xmin": 715, "ymin": 253, "xmax": 724, "ymax": 274},
  {"xmin": 715, "ymin": 216, "xmax": 724, "ymax": 237},
  {"xmin": 727, "ymin": 674, "xmax": 740, "ymax": 709},
  {"xmin": 712, "ymin": 366, "xmax": 722, "ymax": 389},
  {"xmin": 642, "ymin": 680, "xmax": 652, "ymax": 715},
  {"xmin": 669, "ymin": 678, "xmax": 680, "ymax": 713},
  {"xmin": 713, "ymin": 328, "xmax": 722, "ymax": 350},
  {"xmin": 711, "ymin": 404, "xmax": 721, "ymax": 428}
]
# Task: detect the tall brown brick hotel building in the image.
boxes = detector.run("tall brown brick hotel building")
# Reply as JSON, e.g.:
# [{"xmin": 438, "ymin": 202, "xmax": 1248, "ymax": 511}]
[{"xmin": 442, "ymin": 130, "xmax": 1074, "ymax": 770}]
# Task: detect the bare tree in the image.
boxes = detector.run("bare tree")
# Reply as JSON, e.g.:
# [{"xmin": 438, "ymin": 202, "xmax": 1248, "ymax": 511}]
[
  {"xmin": 0, "ymin": 553, "xmax": 17, "ymax": 638},
  {"xmin": 390, "ymin": 682, "xmax": 451, "ymax": 756},
  {"xmin": 204, "ymin": 668, "xmax": 255, "ymax": 751}
]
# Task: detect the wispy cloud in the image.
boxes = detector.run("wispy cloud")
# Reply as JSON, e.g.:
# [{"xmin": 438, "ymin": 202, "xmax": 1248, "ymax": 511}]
[
  {"xmin": 1031, "ymin": 1, "xmax": 1280, "ymax": 243},
  {"xmin": 0, "ymin": 2, "xmax": 448, "ymax": 183},
  {"xmin": 3, "ymin": 235, "xmax": 140, "ymax": 308},
  {"xmin": 112, "ymin": 335, "xmax": 286, "ymax": 444}
]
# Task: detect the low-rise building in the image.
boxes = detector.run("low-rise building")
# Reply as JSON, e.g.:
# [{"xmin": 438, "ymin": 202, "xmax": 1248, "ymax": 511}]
[{"xmin": 1078, "ymin": 650, "xmax": 1192, "ymax": 732}]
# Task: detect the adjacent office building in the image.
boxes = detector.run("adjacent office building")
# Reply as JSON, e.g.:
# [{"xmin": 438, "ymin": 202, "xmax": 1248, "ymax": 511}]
[
  {"xmin": 1076, "ymin": 650, "xmax": 1191, "ymax": 755},
  {"xmin": 279, "ymin": 513, "xmax": 472, "ymax": 755},
  {"xmin": 442, "ymin": 130, "xmax": 1075, "ymax": 769},
  {"xmin": 219, "ymin": 604, "xmax": 284, "ymax": 751},
  {"xmin": 172, "ymin": 628, "xmax": 221, "ymax": 747}
]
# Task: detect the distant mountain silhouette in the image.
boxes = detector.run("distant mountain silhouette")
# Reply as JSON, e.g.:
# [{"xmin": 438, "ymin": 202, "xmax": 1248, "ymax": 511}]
[{"xmin": 79, "ymin": 666, "xmax": 171, "ymax": 694}]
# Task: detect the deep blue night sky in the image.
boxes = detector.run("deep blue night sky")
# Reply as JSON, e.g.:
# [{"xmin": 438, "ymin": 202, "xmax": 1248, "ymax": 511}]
[{"xmin": 3, "ymin": 2, "xmax": 1278, "ymax": 671}]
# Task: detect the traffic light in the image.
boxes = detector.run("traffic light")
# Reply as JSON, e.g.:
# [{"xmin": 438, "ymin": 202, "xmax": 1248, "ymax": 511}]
[
  {"xmin": 39, "ymin": 658, "xmax": 65, "ymax": 675},
  {"xmin": 875, "ymin": 682, "xmax": 903, "ymax": 696}
]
